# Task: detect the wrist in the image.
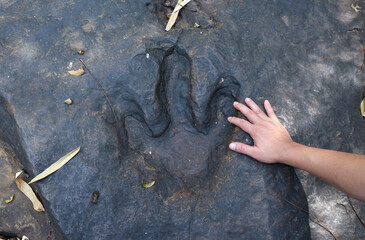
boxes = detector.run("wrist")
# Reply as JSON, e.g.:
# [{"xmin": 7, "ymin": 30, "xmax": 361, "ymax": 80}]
[{"xmin": 277, "ymin": 141, "xmax": 305, "ymax": 165}]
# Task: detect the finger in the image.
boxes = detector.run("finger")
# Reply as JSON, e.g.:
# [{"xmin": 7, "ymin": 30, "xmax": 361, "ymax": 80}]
[
  {"xmin": 244, "ymin": 98, "xmax": 267, "ymax": 119},
  {"xmin": 229, "ymin": 142, "xmax": 257, "ymax": 158},
  {"xmin": 233, "ymin": 101, "xmax": 260, "ymax": 123},
  {"xmin": 227, "ymin": 116, "xmax": 253, "ymax": 134},
  {"xmin": 264, "ymin": 100, "xmax": 279, "ymax": 122}
]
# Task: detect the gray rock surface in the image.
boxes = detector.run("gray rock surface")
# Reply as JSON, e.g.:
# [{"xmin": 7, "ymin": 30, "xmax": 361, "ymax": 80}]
[
  {"xmin": 0, "ymin": 0, "xmax": 364, "ymax": 239},
  {"xmin": 0, "ymin": 95, "xmax": 57, "ymax": 239}
]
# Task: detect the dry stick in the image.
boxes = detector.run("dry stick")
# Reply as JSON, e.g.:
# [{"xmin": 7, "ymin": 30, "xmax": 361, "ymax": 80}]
[
  {"xmin": 79, "ymin": 59, "xmax": 118, "ymax": 125},
  {"xmin": 284, "ymin": 199, "xmax": 337, "ymax": 240},
  {"xmin": 348, "ymin": 196, "xmax": 365, "ymax": 229}
]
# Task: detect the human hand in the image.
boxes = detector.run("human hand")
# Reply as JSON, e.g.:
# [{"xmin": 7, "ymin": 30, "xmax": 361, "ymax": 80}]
[{"xmin": 228, "ymin": 98, "xmax": 294, "ymax": 164}]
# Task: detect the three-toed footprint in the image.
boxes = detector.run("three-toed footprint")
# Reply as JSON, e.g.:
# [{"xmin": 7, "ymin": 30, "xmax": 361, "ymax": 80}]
[{"xmin": 122, "ymin": 45, "xmax": 241, "ymax": 196}]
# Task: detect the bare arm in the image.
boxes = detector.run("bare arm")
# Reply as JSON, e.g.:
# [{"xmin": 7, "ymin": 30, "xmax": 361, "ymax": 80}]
[{"xmin": 228, "ymin": 98, "xmax": 365, "ymax": 202}]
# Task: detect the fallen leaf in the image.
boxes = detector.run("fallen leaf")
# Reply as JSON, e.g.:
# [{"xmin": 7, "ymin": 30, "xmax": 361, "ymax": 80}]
[
  {"xmin": 165, "ymin": 0, "xmax": 191, "ymax": 31},
  {"xmin": 77, "ymin": 50, "xmax": 85, "ymax": 55},
  {"xmin": 22, "ymin": 236, "xmax": 29, "ymax": 240},
  {"xmin": 92, "ymin": 190, "xmax": 100, "ymax": 204},
  {"xmin": 64, "ymin": 98, "xmax": 73, "ymax": 105},
  {"xmin": 15, "ymin": 171, "xmax": 45, "ymax": 212},
  {"xmin": 0, "ymin": 235, "xmax": 17, "ymax": 240},
  {"xmin": 5, "ymin": 194, "xmax": 14, "ymax": 203},
  {"xmin": 351, "ymin": 4, "xmax": 361, "ymax": 13},
  {"xmin": 29, "ymin": 147, "xmax": 80, "ymax": 184},
  {"xmin": 67, "ymin": 65, "xmax": 85, "ymax": 76},
  {"xmin": 142, "ymin": 179, "xmax": 155, "ymax": 188},
  {"xmin": 361, "ymin": 98, "xmax": 365, "ymax": 117}
]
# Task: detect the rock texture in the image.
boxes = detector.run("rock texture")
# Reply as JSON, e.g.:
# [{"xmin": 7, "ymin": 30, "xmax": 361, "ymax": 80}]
[
  {"xmin": 0, "ymin": 95, "xmax": 57, "ymax": 239},
  {"xmin": 0, "ymin": 0, "xmax": 364, "ymax": 239}
]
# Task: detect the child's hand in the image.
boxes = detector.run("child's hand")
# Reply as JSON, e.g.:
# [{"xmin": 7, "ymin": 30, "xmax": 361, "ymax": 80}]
[{"xmin": 228, "ymin": 98, "xmax": 294, "ymax": 164}]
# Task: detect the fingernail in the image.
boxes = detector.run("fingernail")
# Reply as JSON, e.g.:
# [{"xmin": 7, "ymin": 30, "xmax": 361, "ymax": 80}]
[
  {"xmin": 229, "ymin": 143, "xmax": 236, "ymax": 150},
  {"xmin": 245, "ymin": 97, "xmax": 251, "ymax": 102},
  {"xmin": 264, "ymin": 100, "xmax": 269, "ymax": 104},
  {"xmin": 227, "ymin": 116, "xmax": 232, "ymax": 121},
  {"xmin": 233, "ymin": 101, "xmax": 238, "ymax": 106}
]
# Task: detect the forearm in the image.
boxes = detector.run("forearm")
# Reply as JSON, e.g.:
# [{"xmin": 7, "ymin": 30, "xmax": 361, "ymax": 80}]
[{"xmin": 282, "ymin": 143, "xmax": 365, "ymax": 202}]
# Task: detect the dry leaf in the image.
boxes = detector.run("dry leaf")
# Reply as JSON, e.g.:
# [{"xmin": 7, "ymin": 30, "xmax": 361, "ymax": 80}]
[
  {"xmin": 0, "ymin": 235, "xmax": 16, "ymax": 240},
  {"xmin": 64, "ymin": 98, "xmax": 73, "ymax": 105},
  {"xmin": 77, "ymin": 50, "xmax": 85, "ymax": 55},
  {"xmin": 165, "ymin": 0, "xmax": 191, "ymax": 31},
  {"xmin": 15, "ymin": 171, "xmax": 45, "ymax": 212},
  {"xmin": 194, "ymin": 22, "xmax": 200, "ymax": 28},
  {"xmin": 29, "ymin": 147, "xmax": 80, "ymax": 184},
  {"xmin": 22, "ymin": 236, "xmax": 29, "ymax": 240},
  {"xmin": 67, "ymin": 65, "xmax": 85, "ymax": 76},
  {"xmin": 351, "ymin": 4, "xmax": 361, "ymax": 13},
  {"xmin": 361, "ymin": 98, "xmax": 365, "ymax": 117},
  {"xmin": 142, "ymin": 179, "xmax": 155, "ymax": 188},
  {"xmin": 5, "ymin": 194, "xmax": 14, "ymax": 203},
  {"xmin": 92, "ymin": 191, "xmax": 100, "ymax": 204}
]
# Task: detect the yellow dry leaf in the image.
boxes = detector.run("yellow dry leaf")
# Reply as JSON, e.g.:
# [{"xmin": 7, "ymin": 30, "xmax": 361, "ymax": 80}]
[
  {"xmin": 0, "ymin": 236, "xmax": 15, "ymax": 240},
  {"xmin": 67, "ymin": 65, "xmax": 85, "ymax": 76},
  {"xmin": 5, "ymin": 194, "xmax": 14, "ymax": 203},
  {"xmin": 351, "ymin": 4, "xmax": 361, "ymax": 13},
  {"xmin": 142, "ymin": 179, "xmax": 155, "ymax": 188},
  {"xmin": 165, "ymin": 0, "xmax": 191, "ymax": 31},
  {"xmin": 29, "ymin": 147, "xmax": 80, "ymax": 184},
  {"xmin": 361, "ymin": 98, "xmax": 365, "ymax": 117},
  {"xmin": 15, "ymin": 171, "xmax": 45, "ymax": 212},
  {"xmin": 64, "ymin": 98, "xmax": 73, "ymax": 105}
]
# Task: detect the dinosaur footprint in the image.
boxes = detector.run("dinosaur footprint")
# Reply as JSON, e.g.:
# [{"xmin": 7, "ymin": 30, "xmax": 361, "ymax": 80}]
[{"xmin": 123, "ymin": 46, "xmax": 241, "ymax": 196}]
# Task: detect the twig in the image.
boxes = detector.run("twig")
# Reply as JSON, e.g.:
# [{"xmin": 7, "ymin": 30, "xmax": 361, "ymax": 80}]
[
  {"xmin": 284, "ymin": 199, "xmax": 337, "ymax": 240},
  {"xmin": 348, "ymin": 196, "xmax": 365, "ymax": 229},
  {"xmin": 79, "ymin": 59, "xmax": 118, "ymax": 125}
]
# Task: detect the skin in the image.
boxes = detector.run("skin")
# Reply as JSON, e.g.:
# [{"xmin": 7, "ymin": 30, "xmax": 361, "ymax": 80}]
[{"xmin": 228, "ymin": 98, "xmax": 365, "ymax": 202}]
